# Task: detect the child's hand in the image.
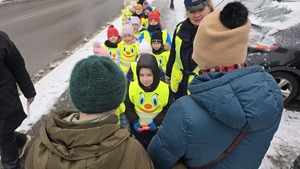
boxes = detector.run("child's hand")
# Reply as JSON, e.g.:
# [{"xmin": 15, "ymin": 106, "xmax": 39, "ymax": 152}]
[
  {"xmin": 148, "ymin": 122, "xmax": 157, "ymax": 131},
  {"xmin": 165, "ymin": 76, "xmax": 170, "ymax": 84},
  {"xmin": 134, "ymin": 122, "xmax": 142, "ymax": 133},
  {"xmin": 164, "ymin": 43, "xmax": 171, "ymax": 51}
]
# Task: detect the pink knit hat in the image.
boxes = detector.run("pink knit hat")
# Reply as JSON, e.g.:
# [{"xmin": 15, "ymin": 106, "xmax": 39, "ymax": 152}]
[{"xmin": 121, "ymin": 20, "xmax": 135, "ymax": 36}]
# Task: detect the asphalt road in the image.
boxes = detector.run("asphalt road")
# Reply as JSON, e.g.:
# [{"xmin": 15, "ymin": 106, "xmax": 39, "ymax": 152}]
[
  {"xmin": 0, "ymin": 0, "xmax": 123, "ymax": 76},
  {"xmin": 0, "ymin": 0, "xmax": 123, "ymax": 168}
]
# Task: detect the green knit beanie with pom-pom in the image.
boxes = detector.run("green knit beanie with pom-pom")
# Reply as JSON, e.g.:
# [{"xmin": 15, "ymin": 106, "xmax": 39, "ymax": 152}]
[{"xmin": 69, "ymin": 55, "xmax": 126, "ymax": 114}]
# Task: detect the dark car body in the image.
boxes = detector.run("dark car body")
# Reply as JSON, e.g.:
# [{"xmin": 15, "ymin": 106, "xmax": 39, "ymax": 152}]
[{"xmin": 247, "ymin": 44, "xmax": 300, "ymax": 103}]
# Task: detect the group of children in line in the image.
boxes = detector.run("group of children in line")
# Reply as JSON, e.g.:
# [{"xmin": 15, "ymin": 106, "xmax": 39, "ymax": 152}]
[{"xmin": 92, "ymin": 1, "xmax": 173, "ymax": 149}]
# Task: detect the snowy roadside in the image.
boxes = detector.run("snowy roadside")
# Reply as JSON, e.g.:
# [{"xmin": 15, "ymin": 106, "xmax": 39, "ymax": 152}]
[{"xmin": 8, "ymin": 0, "xmax": 300, "ymax": 168}]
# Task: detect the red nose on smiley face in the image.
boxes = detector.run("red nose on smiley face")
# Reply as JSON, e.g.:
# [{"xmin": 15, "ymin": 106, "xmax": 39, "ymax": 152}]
[{"xmin": 144, "ymin": 104, "xmax": 152, "ymax": 109}]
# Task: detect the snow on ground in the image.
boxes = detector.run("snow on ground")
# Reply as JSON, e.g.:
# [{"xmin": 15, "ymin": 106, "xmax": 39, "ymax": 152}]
[{"xmin": 12, "ymin": 0, "xmax": 300, "ymax": 168}]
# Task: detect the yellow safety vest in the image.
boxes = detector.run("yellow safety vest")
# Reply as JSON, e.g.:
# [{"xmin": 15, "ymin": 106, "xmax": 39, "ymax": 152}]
[
  {"xmin": 141, "ymin": 17, "xmax": 148, "ymax": 29},
  {"xmin": 116, "ymin": 103, "xmax": 126, "ymax": 124},
  {"xmin": 128, "ymin": 80, "xmax": 169, "ymax": 126},
  {"xmin": 141, "ymin": 29, "xmax": 169, "ymax": 46},
  {"xmin": 153, "ymin": 50, "xmax": 170, "ymax": 72},
  {"xmin": 130, "ymin": 62, "xmax": 138, "ymax": 81},
  {"xmin": 118, "ymin": 41, "xmax": 138, "ymax": 73},
  {"xmin": 102, "ymin": 45, "xmax": 118, "ymax": 61},
  {"xmin": 134, "ymin": 32, "xmax": 141, "ymax": 40},
  {"xmin": 122, "ymin": 9, "xmax": 132, "ymax": 25},
  {"xmin": 170, "ymin": 24, "xmax": 199, "ymax": 94}
]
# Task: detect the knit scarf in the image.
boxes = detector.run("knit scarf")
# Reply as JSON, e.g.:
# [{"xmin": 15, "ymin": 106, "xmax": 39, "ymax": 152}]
[
  {"xmin": 199, "ymin": 63, "xmax": 250, "ymax": 75},
  {"xmin": 104, "ymin": 40, "xmax": 118, "ymax": 48},
  {"xmin": 148, "ymin": 24, "xmax": 161, "ymax": 33}
]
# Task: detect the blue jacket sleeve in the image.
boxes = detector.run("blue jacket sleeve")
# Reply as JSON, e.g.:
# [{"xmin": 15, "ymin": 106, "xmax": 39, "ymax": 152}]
[
  {"xmin": 166, "ymin": 32, "xmax": 172, "ymax": 47},
  {"xmin": 138, "ymin": 32, "xmax": 144, "ymax": 43},
  {"xmin": 147, "ymin": 101, "xmax": 187, "ymax": 169}
]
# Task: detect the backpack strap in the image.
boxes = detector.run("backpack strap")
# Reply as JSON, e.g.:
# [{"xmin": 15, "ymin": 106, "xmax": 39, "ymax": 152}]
[{"xmin": 190, "ymin": 130, "xmax": 247, "ymax": 169}]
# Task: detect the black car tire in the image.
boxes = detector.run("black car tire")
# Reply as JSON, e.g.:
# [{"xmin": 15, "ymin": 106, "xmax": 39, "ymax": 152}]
[{"xmin": 270, "ymin": 72, "xmax": 299, "ymax": 103}]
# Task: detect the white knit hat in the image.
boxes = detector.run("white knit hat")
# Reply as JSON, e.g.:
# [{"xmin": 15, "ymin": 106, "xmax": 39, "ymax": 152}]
[
  {"xmin": 138, "ymin": 39, "xmax": 152, "ymax": 55},
  {"xmin": 131, "ymin": 16, "xmax": 141, "ymax": 28}
]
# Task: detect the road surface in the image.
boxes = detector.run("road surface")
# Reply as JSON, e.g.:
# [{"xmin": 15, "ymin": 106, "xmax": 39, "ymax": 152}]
[{"xmin": 0, "ymin": 0, "xmax": 123, "ymax": 76}]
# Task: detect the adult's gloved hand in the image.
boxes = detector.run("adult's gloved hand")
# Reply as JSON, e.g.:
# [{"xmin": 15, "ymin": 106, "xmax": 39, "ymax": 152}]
[
  {"xmin": 134, "ymin": 122, "xmax": 142, "ymax": 133},
  {"xmin": 148, "ymin": 122, "xmax": 157, "ymax": 131}
]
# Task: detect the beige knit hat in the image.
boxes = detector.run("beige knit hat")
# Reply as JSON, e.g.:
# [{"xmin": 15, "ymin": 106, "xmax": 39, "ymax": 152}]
[{"xmin": 192, "ymin": 2, "xmax": 251, "ymax": 70}]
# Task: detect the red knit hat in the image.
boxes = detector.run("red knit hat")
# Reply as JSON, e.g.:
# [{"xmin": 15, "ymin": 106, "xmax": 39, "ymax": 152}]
[
  {"xmin": 107, "ymin": 25, "xmax": 120, "ymax": 39},
  {"xmin": 148, "ymin": 10, "xmax": 161, "ymax": 24}
]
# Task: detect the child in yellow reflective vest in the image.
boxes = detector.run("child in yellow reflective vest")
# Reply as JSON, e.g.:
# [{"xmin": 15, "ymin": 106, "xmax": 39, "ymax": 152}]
[
  {"xmin": 102, "ymin": 25, "xmax": 121, "ymax": 63},
  {"xmin": 132, "ymin": 4, "xmax": 144, "ymax": 19},
  {"xmin": 121, "ymin": 5, "xmax": 134, "ymax": 25},
  {"xmin": 138, "ymin": 10, "xmax": 172, "ymax": 50},
  {"xmin": 126, "ymin": 39, "xmax": 166, "ymax": 83},
  {"xmin": 124, "ymin": 54, "xmax": 173, "ymax": 149},
  {"xmin": 131, "ymin": 16, "xmax": 144, "ymax": 39},
  {"xmin": 117, "ymin": 20, "xmax": 139, "ymax": 74},
  {"xmin": 140, "ymin": 6, "xmax": 152, "ymax": 29},
  {"xmin": 151, "ymin": 30, "xmax": 170, "ymax": 72}
]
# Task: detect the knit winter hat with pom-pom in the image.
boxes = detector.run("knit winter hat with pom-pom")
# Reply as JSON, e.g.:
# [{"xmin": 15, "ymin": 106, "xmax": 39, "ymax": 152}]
[
  {"xmin": 192, "ymin": 2, "xmax": 250, "ymax": 69},
  {"xmin": 148, "ymin": 10, "xmax": 161, "ymax": 24},
  {"xmin": 107, "ymin": 25, "xmax": 120, "ymax": 39},
  {"xmin": 69, "ymin": 55, "xmax": 126, "ymax": 114},
  {"xmin": 122, "ymin": 20, "xmax": 135, "ymax": 36}
]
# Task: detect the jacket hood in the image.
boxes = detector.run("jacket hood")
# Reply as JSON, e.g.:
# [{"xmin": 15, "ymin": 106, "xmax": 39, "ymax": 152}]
[
  {"xmin": 136, "ymin": 54, "xmax": 160, "ymax": 92},
  {"xmin": 39, "ymin": 111, "xmax": 131, "ymax": 161},
  {"xmin": 188, "ymin": 65, "xmax": 283, "ymax": 131}
]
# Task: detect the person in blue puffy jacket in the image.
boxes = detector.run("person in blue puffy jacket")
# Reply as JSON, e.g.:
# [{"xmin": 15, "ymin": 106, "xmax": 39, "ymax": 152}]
[{"xmin": 147, "ymin": 2, "xmax": 284, "ymax": 169}]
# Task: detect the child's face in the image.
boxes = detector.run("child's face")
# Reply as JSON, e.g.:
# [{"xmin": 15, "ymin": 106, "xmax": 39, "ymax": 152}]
[
  {"xmin": 139, "ymin": 67, "xmax": 153, "ymax": 87},
  {"xmin": 132, "ymin": 24, "xmax": 139, "ymax": 33},
  {"xmin": 149, "ymin": 19, "xmax": 158, "ymax": 26},
  {"xmin": 109, "ymin": 35, "xmax": 119, "ymax": 44},
  {"xmin": 123, "ymin": 34, "xmax": 135, "ymax": 44},
  {"xmin": 135, "ymin": 8, "xmax": 143, "ymax": 15},
  {"xmin": 144, "ymin": 9, "xmax": 150, "ymax": 16},
  {"xmin": 152, "ymin": 42, "xmax": 162, "ymax": 50}
]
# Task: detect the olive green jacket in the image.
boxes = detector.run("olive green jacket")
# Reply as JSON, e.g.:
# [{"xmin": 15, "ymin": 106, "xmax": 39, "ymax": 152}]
[{"xmin": 25, "ymin": 111, "xmax": 154, "ymax": 169}]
